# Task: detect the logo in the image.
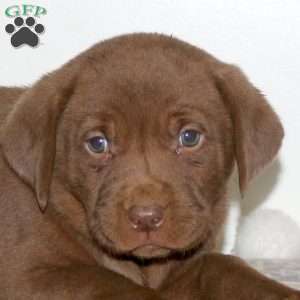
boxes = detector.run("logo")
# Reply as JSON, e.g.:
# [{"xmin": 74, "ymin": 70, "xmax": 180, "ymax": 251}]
[{"xmin": 4, "ymin": 4, "xmax": 47, "ymax": 48}]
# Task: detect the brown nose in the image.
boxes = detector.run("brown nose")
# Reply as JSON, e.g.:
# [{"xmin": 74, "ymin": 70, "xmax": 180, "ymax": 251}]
[{"xmin": 128, "ymin": 205, "xmax": 164, "ymax": 232}]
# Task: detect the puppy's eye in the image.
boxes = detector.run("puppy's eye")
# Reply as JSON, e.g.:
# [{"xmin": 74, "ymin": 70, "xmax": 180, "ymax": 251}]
[
  {"xmin": 86, "ymin": 135, "xmax": 109, "ymax": 153},
  {"xmin": 179, "ymin": 129, "xmax": 201, "ymax": 147}
]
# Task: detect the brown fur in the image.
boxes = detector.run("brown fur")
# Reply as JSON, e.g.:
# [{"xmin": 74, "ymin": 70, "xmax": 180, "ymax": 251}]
[{"xmin": 0, "ymin": 33, "xmax": 298, "ymax": 299}]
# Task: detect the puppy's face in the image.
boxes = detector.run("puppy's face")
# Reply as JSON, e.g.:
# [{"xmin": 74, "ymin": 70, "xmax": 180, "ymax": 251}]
[
  {"xmin": 2, "ymin": 34, "xmax": 282, "ymax": 261},
  {"xmin": 55, "ymin": 47, "xmax": 234, "ymax": 259}
]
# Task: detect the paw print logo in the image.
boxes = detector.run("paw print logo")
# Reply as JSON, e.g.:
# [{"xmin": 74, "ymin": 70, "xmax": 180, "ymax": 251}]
[{"xmin": 5, "ymin": 16, "xmax": 45, "ymax": 48}]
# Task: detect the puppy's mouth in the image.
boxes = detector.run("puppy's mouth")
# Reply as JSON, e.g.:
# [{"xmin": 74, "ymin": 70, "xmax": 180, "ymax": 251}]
[
  {"xmin": 105, "ymin": 240, "xmax": 206, "ymax": 263},
  {"xmin": 129, "ymin": 243, "xmax": 172, "ymax": 258},
  {"xmin": 99, "ymin": 230, "xmax": 177, "ymax": 259},
  {"xmin": 126, "ymin": 238, "xmax": 206, "ymax": 260},
  {"xmin": 97, "ymin": 229, "xmax": 206, "ymax": 260}
]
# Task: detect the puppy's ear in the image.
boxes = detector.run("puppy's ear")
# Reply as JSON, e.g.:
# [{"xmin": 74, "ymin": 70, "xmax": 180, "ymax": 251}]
[
  {"xmin": 1, "ymin": 73, "xmax": 76, "ymax": 211},
  {"xmin": 214, "ymin": 64, "xmax": 284, "ymax": 193}
]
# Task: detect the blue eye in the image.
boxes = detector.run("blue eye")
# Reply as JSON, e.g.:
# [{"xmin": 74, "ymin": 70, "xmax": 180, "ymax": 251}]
[
  {"xmin": 179, "ymin": 129, "xmax": 201, "ymax": 147},
  {"xmin": 86, "ymin": 135, "xmax": 109, "ymax": 153}
]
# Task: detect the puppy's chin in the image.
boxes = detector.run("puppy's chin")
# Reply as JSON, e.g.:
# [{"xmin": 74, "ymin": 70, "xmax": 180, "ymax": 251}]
[
  {"xmin": 130, "ymin": 245, "xmax": 171, "ymax": 259},
  {"xmin": 104, "ymin": 241, "xmax": 205, "ymax": 261},
  {"xmin": 116, "ymin": 242, "xmax": 204, "ymax": 262},
  {"xmin": 94, "ymin": 228, "xmax": 210, "ymax": 260},
  {"xmin": 101, "ymin": 243, "xmax": 173, "ymax": 260}
]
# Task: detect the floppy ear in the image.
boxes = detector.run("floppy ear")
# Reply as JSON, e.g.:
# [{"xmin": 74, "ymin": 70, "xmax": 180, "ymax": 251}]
[
  {"xmin": 1, "ymin": 74, "xmax": 76, "ymax": 211},
  {"xmin": 214, "ymin": 64, "xmax": 284, "ymax": 194}
]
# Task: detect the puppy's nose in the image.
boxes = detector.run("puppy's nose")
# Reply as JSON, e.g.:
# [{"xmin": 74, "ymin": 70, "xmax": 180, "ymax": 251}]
[{"xmin": 128, "ymin": 205, "xmax": 164, "ymax": 232}]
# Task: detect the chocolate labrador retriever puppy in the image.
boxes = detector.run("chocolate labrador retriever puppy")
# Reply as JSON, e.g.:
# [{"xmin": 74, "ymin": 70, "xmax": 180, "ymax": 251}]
[{"xmin": 0, "ymin": 33, "xmax": 299, "ymax": 300}]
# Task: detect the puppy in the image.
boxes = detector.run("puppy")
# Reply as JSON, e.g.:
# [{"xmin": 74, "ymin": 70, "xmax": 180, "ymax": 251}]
[{"xmin": 0, "ymin": 33, "xmax": 298, "ymax": 300}]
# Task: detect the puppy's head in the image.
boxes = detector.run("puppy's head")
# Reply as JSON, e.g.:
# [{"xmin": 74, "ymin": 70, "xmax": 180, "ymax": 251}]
[{"xmin": 1, "ymin": 34, "xmax": 283, "ymax": 259}]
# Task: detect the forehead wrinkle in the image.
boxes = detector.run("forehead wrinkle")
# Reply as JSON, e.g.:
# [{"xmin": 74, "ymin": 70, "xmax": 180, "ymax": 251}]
[{"xmin": 168, "ymin": 105, "xmax": 212, "ymax": 124}]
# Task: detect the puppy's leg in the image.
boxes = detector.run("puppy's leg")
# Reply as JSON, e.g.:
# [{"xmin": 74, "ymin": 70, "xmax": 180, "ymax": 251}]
[
  {"xmin": 11, "ymin": 264, "xmax": 163, "ymax": 300},
  {"xmin": 159, "ymin": 253, "xmax": 300, "ymax": 300}
]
